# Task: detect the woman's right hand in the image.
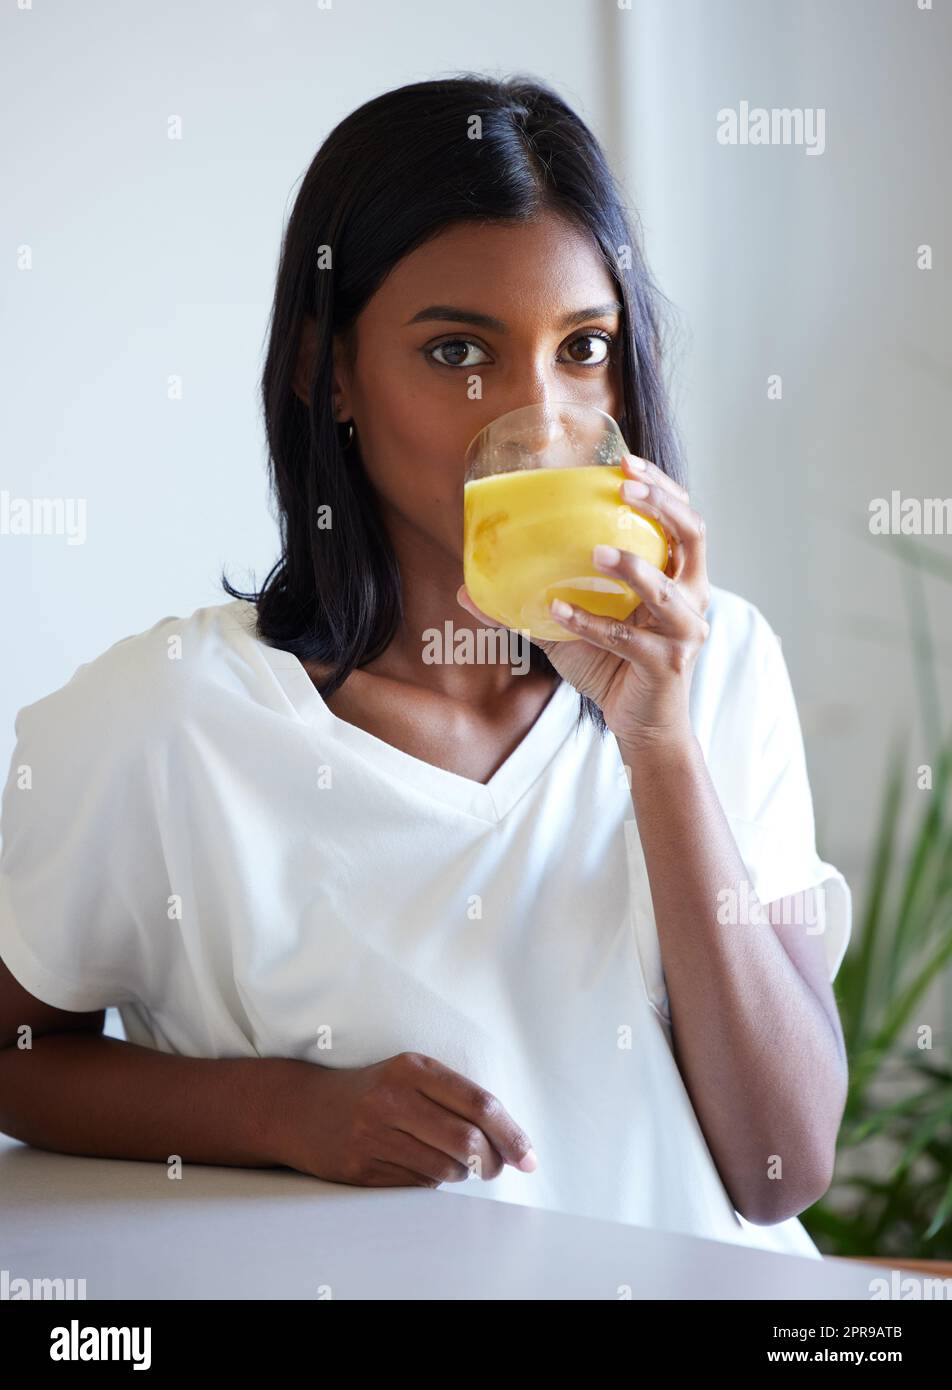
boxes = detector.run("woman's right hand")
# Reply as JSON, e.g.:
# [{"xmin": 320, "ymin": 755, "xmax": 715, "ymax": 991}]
[{"xmin": 273, "ymin": 1051, "xmax": 538, "ymax": 1188}]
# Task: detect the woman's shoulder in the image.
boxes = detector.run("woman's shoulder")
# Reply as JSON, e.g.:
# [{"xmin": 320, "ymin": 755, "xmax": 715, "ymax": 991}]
[
  {"xmin": 704, "ymin": 582, "xmax": 774, "ymax": 648},
  {"xmin": 690, "ymin": 583, "xmax": 783, "ymax": 733},
  {"xmin": 696, "ymin": 583, "xmax": 778, "ymax": 678},
  {"xmin": 11, "ymin": 598, "xmax": 260, "ymax": 756}
]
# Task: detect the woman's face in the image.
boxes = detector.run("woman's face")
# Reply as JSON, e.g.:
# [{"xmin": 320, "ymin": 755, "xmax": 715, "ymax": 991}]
[{"xmin": 330, "ymin": 210, "xmax": 625, "ymax": 565}]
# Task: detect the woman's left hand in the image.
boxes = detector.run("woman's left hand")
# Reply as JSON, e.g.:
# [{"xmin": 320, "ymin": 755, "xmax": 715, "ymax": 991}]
[{"xmin": 456, "ymin": 454, "xmax": 711, "ymax": 750}]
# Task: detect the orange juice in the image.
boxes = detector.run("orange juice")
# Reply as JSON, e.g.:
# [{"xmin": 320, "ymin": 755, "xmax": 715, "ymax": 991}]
[{"xmin": 463, "ymin": 464, "xmax": 668, "ymax": 642}]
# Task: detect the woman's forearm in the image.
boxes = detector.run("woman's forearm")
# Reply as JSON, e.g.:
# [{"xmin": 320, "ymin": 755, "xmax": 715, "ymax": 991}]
[
  {"xmin": 618, "ymin": 730, "xmax": 848, "ymax": 1226},
  {"xmin": 0, "ymin": 1030, "xmax": 305, "ymax": 1168}
]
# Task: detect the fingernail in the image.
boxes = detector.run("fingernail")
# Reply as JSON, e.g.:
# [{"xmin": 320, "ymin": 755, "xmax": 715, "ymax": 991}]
[
  {"xmin": 518, "ymin": 1148, "xmax": 538, "ymax": 1172},
  {"xmin": 550, "ymin": 599, "xmax": 573, "ymax": 619},
  {"xmin": 628, "ymin": 455, "xmax": 647, "ymax": 470},
  {"xmin": 622, "ymin": 479, "xmax": 650, "ymax": 499},
  {"xmin": 593, "ymin": 544, "xmax": 621, "ymax": 566}
]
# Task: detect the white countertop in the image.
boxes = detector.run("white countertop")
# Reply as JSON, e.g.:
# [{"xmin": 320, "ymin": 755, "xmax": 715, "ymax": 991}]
[{"xmin": 0, "ymin": 1134, "xmax": 886, "ymax": 1300}]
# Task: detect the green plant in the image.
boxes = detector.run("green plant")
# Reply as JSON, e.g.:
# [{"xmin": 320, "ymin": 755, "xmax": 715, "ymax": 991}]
[{"xmin": 801, "ymin": 535, "xmax": 952, "ymax": 1258}]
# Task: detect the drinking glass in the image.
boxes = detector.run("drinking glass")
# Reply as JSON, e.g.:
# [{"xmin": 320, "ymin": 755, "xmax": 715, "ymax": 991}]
[{"xmin": 462, "ymin": 401, "xmax": 669, "ymax": 642}]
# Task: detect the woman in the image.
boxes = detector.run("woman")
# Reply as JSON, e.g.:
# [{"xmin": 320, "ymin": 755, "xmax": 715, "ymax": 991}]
[{"xmin": 0, "ymin": 74, "xmax": 851, "ymax": 1260}]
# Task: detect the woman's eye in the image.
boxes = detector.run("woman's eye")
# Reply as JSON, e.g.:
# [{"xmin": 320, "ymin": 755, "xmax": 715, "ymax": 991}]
[
  {"xmin": 563, "ymin": 332, "xmax": 613, "ymax": 366},
  {"xmin": 427, "ymin": 339, "xmax": 491, "ymax": 368}
]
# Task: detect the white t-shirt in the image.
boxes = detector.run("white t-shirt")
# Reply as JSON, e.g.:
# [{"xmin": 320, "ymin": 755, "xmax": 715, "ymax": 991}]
[{"xmin": 0, "ymin": 585, "xmax": 851, "ymax": 1259}]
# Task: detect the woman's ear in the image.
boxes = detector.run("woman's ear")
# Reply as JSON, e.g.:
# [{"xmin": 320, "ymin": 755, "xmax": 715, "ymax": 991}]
[
  {"xmin": 330, "ymin": 329, "xmax": 354, "ymax": 421},
  {"xmin": 292, "ymin": 316, "xmax": 318, "ymax": 404},
  {"xmin": 292, "ymin": 316, "xmax": 353, "ymax": 418}
]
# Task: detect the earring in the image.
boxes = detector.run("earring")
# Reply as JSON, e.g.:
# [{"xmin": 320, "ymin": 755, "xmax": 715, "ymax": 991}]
[{"xmin": 333, "ymin": 398, "xmax": 355, "ymax": 450}]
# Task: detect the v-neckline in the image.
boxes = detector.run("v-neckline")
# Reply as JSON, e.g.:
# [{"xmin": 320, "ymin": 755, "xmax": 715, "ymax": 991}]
[{"xmin": 226, "ymin": 599, "xmax": 582, "ymax": 825}]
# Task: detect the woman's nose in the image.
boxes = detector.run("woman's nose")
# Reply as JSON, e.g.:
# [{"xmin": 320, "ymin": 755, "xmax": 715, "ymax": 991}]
[
  {"xmin": 476, "ymin": 377, "xmax": 562, "ymax": 440},
  {"xmin": 499, "ymin": 371, "xmax": 559, "ymax": 421}
]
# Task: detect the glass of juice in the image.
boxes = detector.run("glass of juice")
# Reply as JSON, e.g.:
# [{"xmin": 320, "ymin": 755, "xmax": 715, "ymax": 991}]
[{"xmin": 462, "ymin": 402, "xmax": 669, "ymax": 642}]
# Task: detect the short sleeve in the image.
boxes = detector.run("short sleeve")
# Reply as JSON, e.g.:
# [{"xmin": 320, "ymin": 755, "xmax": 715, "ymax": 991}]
[
  {"xmin": 0, "ymin": 665, "xmax": 164, "ymax": 1013},
  {"xmin": 710, "ymin": 605, "xmax": 852, "ymax": 983}
]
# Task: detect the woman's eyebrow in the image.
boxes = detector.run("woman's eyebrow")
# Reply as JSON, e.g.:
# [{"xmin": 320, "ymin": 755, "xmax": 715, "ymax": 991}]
[{"xmin": 404, "ymin": 301, "xmax": 623, "ymax": 332}]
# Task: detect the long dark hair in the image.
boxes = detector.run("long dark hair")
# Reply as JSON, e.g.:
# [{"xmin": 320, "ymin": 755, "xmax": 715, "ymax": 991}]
[{"xmin": 223, "ymin": 73, "xmax": 685, "ymax": 736}]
